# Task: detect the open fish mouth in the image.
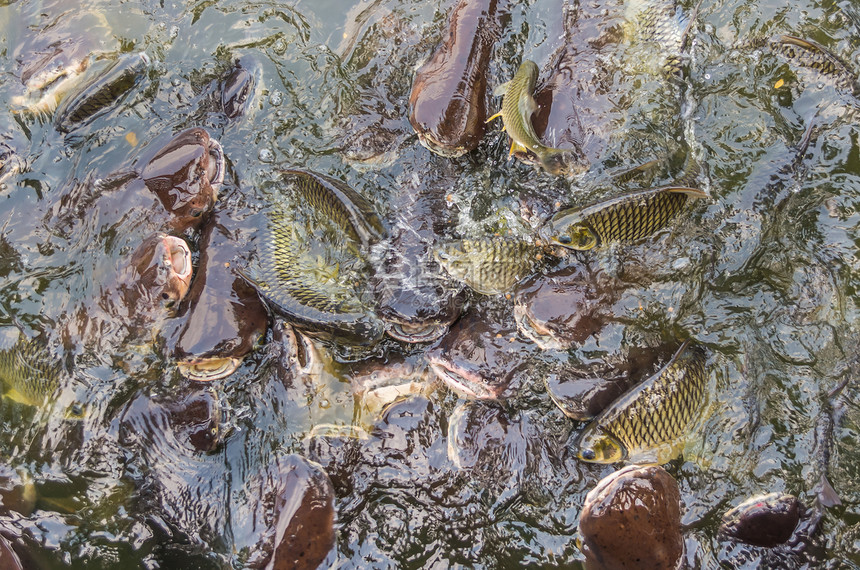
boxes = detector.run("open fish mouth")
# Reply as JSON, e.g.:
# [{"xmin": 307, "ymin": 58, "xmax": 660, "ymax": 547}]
[
  {"xmin": 512, "ymin": 303, "xmax": 566, "ymax": 351},
  {"xmin": 177, "ymin": 357, "xmax": 243, "ymax": 382},
  {"xmin": 162, "ymin": 235, "xmax": 193, "ymax": 289},
  {"xmin": 428, "ymin": 359, "xmax": 501, "ymax": 399},
  {"xmin": 206, "ymin": 138, "xmax": 225, "ymax": 192},
  {"xmin": 384, "ymin": 321, "xmax": 449, "ymax": 343}
]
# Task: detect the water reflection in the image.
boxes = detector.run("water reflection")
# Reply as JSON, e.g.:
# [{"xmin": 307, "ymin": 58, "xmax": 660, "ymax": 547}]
[{"xmin": 0, "ymin": 0, "xmax": 859, "ymax": 566}]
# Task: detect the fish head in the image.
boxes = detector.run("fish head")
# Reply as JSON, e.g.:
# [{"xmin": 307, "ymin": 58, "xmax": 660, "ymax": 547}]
[
  {"xmin": 577, "ymin": 428, "xmax": 626, "ymax": 463},
  {"xmin": 141, "ymin": 128, "xmax": 224, "ymax": 229},
  {"xmin": 541, "ymin": 149, "xmax": 590, "ymax": 177},
  {"xmin": 553, "ymin": 225, "xmax": 597, "ymax": 251},
  {"xmin": 121, "ymin": 233, "xmax": 193, "ymax": 317}
]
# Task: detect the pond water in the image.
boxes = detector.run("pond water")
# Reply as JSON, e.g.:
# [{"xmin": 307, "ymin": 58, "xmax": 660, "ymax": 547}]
[{"xmin": 1, "ymin": 0, "xmax": 860, "ymax": 567}]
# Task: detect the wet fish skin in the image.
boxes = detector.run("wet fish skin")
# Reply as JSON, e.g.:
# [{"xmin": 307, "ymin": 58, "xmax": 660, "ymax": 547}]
[
  {"xmin": 542, "ymin": 185, "xmax": 708, "ymax": 250},
  {"xmin": 280, "ymin": 169, "xmax": 384, "ymax": 248},
  {"xmin": 576, "ymin": 340, "xmax": 708, "ymax": 464},
  {"xmin": 489, "ymin": 60, "xmax": 588, "ymax": 175},
  {"xmin": 771, "ymin": 35, "xmax": 860, "ymax": 96},
  {"xmin": 625, "ymin": 0, "xmax": 692, "ymax": 76},
  {"xmin": 409, "ymin": 0, "xmax": 508, "ymax": 157},
  {"xmin": 244, "ymin": 171, "xmax": 385, "ymax": 344},
  {"xmin": 0, "ymin": 335, "xmax": 61, "ymax": 408},
  {"xmin": 433, "ymin": 236, "xmax": 541, "ymax": 295},
  {"xmin": 54, "ymin": 52, "xmax": 149, "ymax": 133}
]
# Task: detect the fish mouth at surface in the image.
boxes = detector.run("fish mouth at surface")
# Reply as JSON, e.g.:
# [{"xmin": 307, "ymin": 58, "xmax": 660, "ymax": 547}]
[
  {"xmin": 428, "ymin": 358, "xmax": 502, "ymax": 400},
  {"xmin": 206, "ymin": 138, "xmax": 225, "ymax": 193},
  {"xmin": 384, "ymin": 321, "xmax": 450, "ymax": 343},
  {"xmin": 177, "ymin": 357, "xmax": 243, "ymax": 382},
  {"xmin": 163, "ymin": 235, "xmax": 193, "ymax": 289}
]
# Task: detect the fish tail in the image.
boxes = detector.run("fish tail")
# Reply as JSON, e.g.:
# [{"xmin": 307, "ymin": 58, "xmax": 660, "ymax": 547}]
[{"xmin": 817, "ymin": 474, "xmax": 842, "ymax": 508}]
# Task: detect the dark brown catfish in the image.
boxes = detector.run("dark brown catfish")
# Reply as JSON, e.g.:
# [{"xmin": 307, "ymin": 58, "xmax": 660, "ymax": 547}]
[
  {"xmin": 408, "ymin": 0, "xmax": 509, "ymax": 157},
  {"xmin": 169, "ymin": 210, "xmax": 269, "ymax": 382}
]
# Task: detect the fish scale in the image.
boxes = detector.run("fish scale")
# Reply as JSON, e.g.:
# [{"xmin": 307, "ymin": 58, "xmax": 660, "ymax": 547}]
[
  {"xmin": 0, "ymin": 337, "xmax": 62, "ymax": 407},
  {"xmin": 577, "ymin": 340, "xmax": 708, "ymax": 463},
  {"xmin": 242, "ymin": 170, "xmax": 385, "ymax": 343},
  {"xmin": 771, "ymin": 35, "xmax": 860, "ymax": 95},
  {"xmin": 544, "ymin": 185, "xmax": 708, "ymax": 250},
  {"xmin": 433, "ymin": 236, "xmax": 541, "ymax": 295}
]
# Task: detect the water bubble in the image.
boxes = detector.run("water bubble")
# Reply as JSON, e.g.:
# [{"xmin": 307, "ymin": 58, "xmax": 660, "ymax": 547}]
[
  {"xmin": 273, "ymin": 40, "xmax": 287, "ymax": 55},
  {"xmin": 269, "ymin": 91, "xmax": 284, "ymax": 106},
  {"xmin": 172, "ymin": 77, "xmax": 182, "ymax": 87},
  {"xmin": 704, "ymin": 73, "xmax": 711, "ymax": 80},
  {"xmin": 169, "ymin": 26, "xmax": 179, "ymax": 40},
  {"xmin": 258, "ymin": 148, "xmax": 275, "ymax": 162}
]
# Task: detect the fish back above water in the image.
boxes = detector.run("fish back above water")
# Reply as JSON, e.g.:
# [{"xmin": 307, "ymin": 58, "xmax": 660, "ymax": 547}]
[
  {"xmin": 543, "ymin": 185, "xmax": 708, "ymax": 250},
  {"xmin": 576, "ymin": 340, "xmax": 708, "ymax": 464},
  {"xmin": 53, "ymin": 51, "xmax": 150, "ymax": 133},
  {"xmin": 433, "ymin": 236, "xmax": 541, "ymax": 295}
]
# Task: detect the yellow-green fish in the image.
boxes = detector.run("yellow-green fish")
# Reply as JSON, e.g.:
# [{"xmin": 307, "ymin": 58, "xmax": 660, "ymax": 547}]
[
  {"xmin": 241, "ymin": 172, "xmax": 385, "ymax": 344},
  {"xmin": 488, "ymin": 60, "xmax": 586, "ymax": 176},
  {"xmin": 624, "ymin": 0, "xmax": 695, "ymax": 76},
  {"xmin": 771, "ymin": 35, "xmax": 859, "ymax": 96},
  {"xmin": 576, "ymin": 340, "xmax": 708, "ymax": 464},
  {"xmin": 433, "ymin": 237, "xmax": 542, "ymax": 295},
  {"xmin": 0, "ymin": 333, "xmax": 61, "ymax": 407},
  {"xmin": 541, "ymin": 185, "xmax": 708, "ymax": 250},
  {"xmin": 280, "ymin": 169, "xmax": 384, "ymax": 248}
]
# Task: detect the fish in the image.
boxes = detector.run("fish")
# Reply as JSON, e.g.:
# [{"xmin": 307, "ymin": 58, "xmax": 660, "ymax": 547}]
[
  {"xmin": 576, "ymin": 339, "xmax": 708, "ymax": 464},
  {"xmin": 541, "ymin": 185, "xmax": 708, "ymax": 250},
  {"xmin": 408, "ymin": 0, "xmax": 508, "ymax": 157},
  {"xmin": 771, "ymin": 35, "xmax": 860, "ymax": 96},
  {"xmin": 242, "ymin": 171, "xmax": 384, "ymax": 344},
  {"xmin": 488, "ymin": 60, "xmax": 588, "ymax": 176},
  {"xmin": 624, "ymin": 0, "xmax": 695, "ymax": 76},
  {"xmin": 432, "ymin": 236, "xmax": 542, "ymax": 295},
  {"xmin": 53, "ymin": 51, "xmax": 150, "ymax": 133},
  {"xmin": 0, "ymin": 332, "xmax": 61, "ymax": 408},
  {"xmin": 280, "ymin": 169, "xmax": 384, "ymax": 248}
]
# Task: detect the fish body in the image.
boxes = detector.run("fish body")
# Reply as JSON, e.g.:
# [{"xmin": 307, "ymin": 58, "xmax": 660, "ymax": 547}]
[
  {"xmin": 54, "ymin": 51, "xmax": 150, "ymax": 133},
  {"xmin": 542, "ymin": 185, "xmax": 708, "ymax": 250},
  {"xmin": 433, "ymin": 236, "xmax": 540, "ymax": 295},
  {"xmin": 624, "ymin": 0, "xmax": 692, "ymax": 76},
  {"xmin": 771, "ymin": 35, "xmax": 860, "ymax": 95},
  {"xmin": 490, "ymin": 60, "xmax": 587, "ymax": 175},
  {"xmin": 245, "ymin": 172, "xmax": 384, "ymax": 344},
  {"xmin": 0, "ymin": 334, "xmax": 61, "ymax": 408},
  {"xmin": 576, "ymin": 340, "xmax": 708, "ymax": 464},
  {"xmin": 280, "ymin": 169, "xmax": 383, "ymax": 248},
  {"xmin": 409, "ymin": 0, "xmax": 508, "ymax": 157}
]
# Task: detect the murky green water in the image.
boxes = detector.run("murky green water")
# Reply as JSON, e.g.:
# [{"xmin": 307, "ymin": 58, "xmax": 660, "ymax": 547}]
[{"xmin": 1, "ymin": 0, "xmax": 860, "ymax": 567}]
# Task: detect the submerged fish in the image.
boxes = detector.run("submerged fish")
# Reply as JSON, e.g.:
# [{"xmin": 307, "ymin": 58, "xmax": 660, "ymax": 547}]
[
  {"xmin": 541, "ymin": 185, "xmax": 708, "ymax": 250},
  {"xmin": 488, "ymin": 60, "xmax": 588, "ymax": 176},
  {"xmin": 0, "ymin": 332, "xmax": 61, "ymax": 408},
  {"xmin": 624, "ymin": 0, "xmax": 694, "ymax": 76},
  {"xmin": 576, "ymin": 340, "xmax": 708, "ymax": 464},
  {"xmin": 433, "ymin": 236, "xmax": 542, "ymax": 295},
  {"xmin": 53, "ymin": 51, "xmax": 149, "ymax": 133},
  {"xmin": 243, "ymin": 171, "xmax": 384, "ymax": 344},
  {"xmin": 771, "ymin": 35, "xmax": 860, "ymax": 95}
]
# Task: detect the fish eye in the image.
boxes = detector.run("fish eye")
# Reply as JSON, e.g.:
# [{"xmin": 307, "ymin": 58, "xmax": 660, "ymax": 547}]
[
  {"xmin": 161, "ymin": 292, "xmax": 170, "ymax": 300},
  {"xmin": 557, "ymin": 234, "xmax": 573, "ymax": 245},
  {"xmin": 190, "ymin": 208, "xmax": 203, "ymax": 218},
  {"xmin": 581, "ymin": 449, "xmax": 596, "ymax": 460}
]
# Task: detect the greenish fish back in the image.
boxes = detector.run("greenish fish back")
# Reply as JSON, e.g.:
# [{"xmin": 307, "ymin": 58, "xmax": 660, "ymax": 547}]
[
  {"xmin": 590, "ymin": 340, "xmax": 708, "ymax": 458},
  {"xmin": 433, "ymin": 236, "xmax": 540, "ymax": 295}
]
